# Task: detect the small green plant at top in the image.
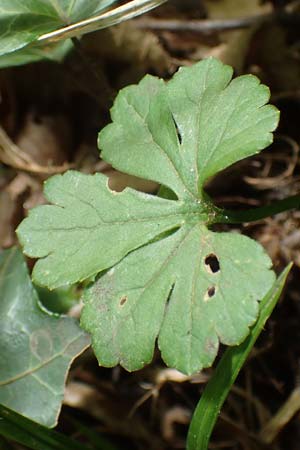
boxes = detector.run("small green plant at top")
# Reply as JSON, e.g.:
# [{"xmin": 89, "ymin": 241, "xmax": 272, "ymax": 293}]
[{"xmin": 18, "ymin": 57, "xmax": 283, "ymax": 376}]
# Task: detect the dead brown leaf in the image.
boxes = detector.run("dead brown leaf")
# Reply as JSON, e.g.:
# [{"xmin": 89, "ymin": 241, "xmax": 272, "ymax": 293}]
[
  {"xmin": 0, "ymin": 125, "xmax": 71, "ymax": 174},
  {"xmin": 15, "ymin": 111, "xmax": 72, "ymax": 166}
]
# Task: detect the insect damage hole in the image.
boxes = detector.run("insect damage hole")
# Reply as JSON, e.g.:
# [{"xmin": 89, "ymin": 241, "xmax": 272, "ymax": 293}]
[
  {"xmin": 204, "ymin": 286, "xmax": 216, "ymax": 302},
  {"xmin": 204, "ymin": 253, "xmax": 220, "ymax": 274},
  {"xmin": 119, "ymin": 296, "xmax": 128, "ymax": 306}
]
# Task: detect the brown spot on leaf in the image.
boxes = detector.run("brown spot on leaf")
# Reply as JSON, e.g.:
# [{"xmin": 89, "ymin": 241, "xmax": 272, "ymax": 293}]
[
  {"xmin": 119, "ymin": 296, "xmax": 128, "ymax": 306},
  {"xmin": 204, "ymin": 286, "xmax": 216, "ymax": 302}
]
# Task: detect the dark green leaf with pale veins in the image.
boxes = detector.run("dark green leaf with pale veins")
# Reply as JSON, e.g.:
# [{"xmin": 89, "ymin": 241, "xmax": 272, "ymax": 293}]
[
  {"xmin": 0, "ymin": 247, "xmax": 90, "ymax": 427},
  {"xmin": 18, "ymin": 58, "xmax": 279, "ymax": 374},
  {"xmin": 0, "ymin": 0, "xmax": 116, "ymax": 56}
]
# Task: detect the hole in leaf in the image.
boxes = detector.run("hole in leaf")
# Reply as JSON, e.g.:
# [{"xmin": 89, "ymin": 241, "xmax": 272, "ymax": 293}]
[
  {"xmin": 119, "ymin": 296, "xmax": 128, "ymax": 306},
  {"xmin": 204, "ymin": 254, "xmax": 220, "ymax": 273},
  {"xmin": 204, "ymin": 286, "xmax": 216, "ymax": 302}
]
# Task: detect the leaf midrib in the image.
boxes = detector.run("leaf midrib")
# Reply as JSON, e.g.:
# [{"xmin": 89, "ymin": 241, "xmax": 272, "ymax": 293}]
[{"xmin": 28, "ymin": 207, "xmax": 209, "ymax": 231}]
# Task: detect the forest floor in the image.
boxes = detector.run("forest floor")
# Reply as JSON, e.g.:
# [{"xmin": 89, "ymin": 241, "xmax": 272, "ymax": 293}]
[{"xmin": 1, "ymin": 1, "xmax": 300, "ymax": 449}]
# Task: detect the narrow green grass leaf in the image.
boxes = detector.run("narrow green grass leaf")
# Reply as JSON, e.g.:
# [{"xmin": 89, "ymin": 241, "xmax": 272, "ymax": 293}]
[
  {"xmin": 68, "ymin": 417, "xmax": 119, "ymax": 450},
  {"xmin": 37, "ymin": 0, "xmax": 168, "ymax": 45},
  {"xmin": 0, "ymin": 435, "xmax": 14, "ymax": 450},
  {"xmin": 186, "ymin": 264, "xmax": 292, "ymax": 450},
  {"xmin": 0, "ymin": 404, "xmax": 92, "ymax": 450}
]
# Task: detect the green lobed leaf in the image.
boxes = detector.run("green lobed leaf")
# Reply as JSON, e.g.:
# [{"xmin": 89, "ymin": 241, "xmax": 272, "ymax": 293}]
[
  {"xmin": 0, "ymin": 0, "xmax": 116, "ymax": 56},
  {"xmin": 81, "ymin": 224, "xmax": 274, "ymax": 374},
  {"xmin": 0, "ymin": 247, "xmax": 90, "ymax": 427},
  {"xmin": 17, "ymin": 58, "xmax": 279, "ymax": 374},
  {"xmin": 100, "ymin": 58, "xmax": 278, "ymax": 198},
  {"xmin": 18, "ymin": 170, "xmax": 195, "ymax": 288}
]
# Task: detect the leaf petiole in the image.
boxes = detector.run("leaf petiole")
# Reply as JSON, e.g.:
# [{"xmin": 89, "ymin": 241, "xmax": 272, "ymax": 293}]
[{"xmin": 214, "ymin": 194, "xmax": 300, "ymax": 224}]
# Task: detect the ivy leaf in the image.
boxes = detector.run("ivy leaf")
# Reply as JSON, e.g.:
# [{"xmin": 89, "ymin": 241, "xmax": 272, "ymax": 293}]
[
  {"xmin": 0, "ymin": 0, "xmax": 168, "ymax": 63},
  {"xmin": 0, "ymin": 39, "xmax": 73, "ymax": 69},
  {"xmin": 0, "ymin": 0, "xmax": 116, "ymax": 56},
  {"xmin": 17, "ymin": 58, "xmax": 279, "ymax": 374},
  {"xmin": 0, "ymin": 247, "xmax": 90, "ymax": 427}
]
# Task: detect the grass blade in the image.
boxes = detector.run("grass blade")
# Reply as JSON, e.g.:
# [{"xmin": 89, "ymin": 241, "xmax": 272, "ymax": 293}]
[
  {"xmin": 68, "ymin": 417, "xmax": 119, "ymax": 450},
  {"xmin": 0, "ymin": 404, "xmax": 92, "ymax": 450},
  {"xmin": 38, "ymin": 0, "xmax": 168, "ymax": 44},
  {"xmin": 186, "ymin": 264, "xmax": 292, "ymax": 450}
]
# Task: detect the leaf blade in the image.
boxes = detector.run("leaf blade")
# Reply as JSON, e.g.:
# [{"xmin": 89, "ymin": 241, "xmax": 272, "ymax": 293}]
[
  {"xmin": 81, "ymin": 224, "xmax": 275, "ymax": 375},
  {"xmin": 166, "ymin": 58, "xmax": 279, "ymax": 190},
  {"xmin": 17, "ymin": 171, "xmax": 188, "ymax": 288},
  {"xmin": 0, "ymin": 0, "xmax": 116, "ymax": 56},
  {"xmin": 18, "ymin": 58, "xmax": 280, "ymax": 375},
  {"xmin": 0, "ymin": 39, "xmax": 73, "ymax": 68},
  {"xmin": 0, "ymin": 247, "xmax": 90, "ymax": 427},
  {"xmin": 100, "ymin": 58, "xmax": 279, "ymax": 198},
  {"xmin": 99, "ymin": 75, "xmax": 191, "ymax": 199}
]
